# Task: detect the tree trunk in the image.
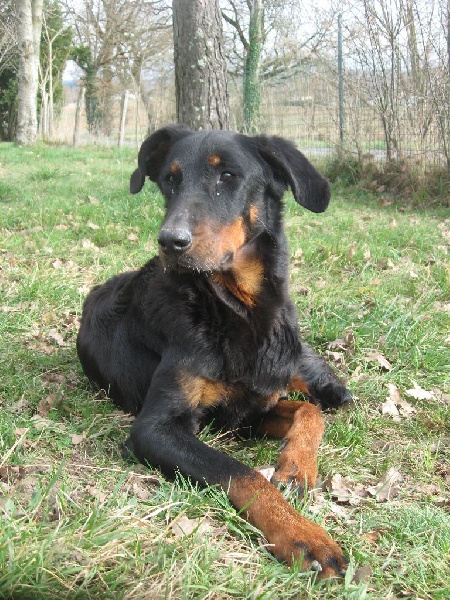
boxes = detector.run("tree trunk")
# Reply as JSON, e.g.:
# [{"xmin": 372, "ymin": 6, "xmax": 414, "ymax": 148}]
[
  {"xmin": 15, "ymin": 0, "xmax": 43, "ymax": 146},
  {"xmin": 118, "ymin": 90, "xmax": 129, "ymax": 146},
  {"xmin": 172, "ymin": 0, "xmax": 229, "ymax": 130},
  {"xmin": 73, "ymin": 85, "xmax": 85, "ymax": 147},
  {"xmin": 243, "ymin": 0, "xmax": 263, "ymax": 133}
]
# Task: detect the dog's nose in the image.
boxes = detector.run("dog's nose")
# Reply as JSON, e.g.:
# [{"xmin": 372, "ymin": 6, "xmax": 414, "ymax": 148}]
[{"xmin": 158, "ymin": 228, "xmax": 192, "ymax": 255}]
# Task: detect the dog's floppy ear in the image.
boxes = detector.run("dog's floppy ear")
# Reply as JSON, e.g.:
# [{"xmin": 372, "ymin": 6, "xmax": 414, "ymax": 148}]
[
  {"xmin": 130, "ymin": 125, "xmax": 193, "ymax": 194},
  {"xmin": 256, "ymin": 135, "xmax": 330, "ymax": 213}
]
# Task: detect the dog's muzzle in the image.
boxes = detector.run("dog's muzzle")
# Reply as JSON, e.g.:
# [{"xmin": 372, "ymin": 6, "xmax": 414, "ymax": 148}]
[{"xmin": 158, "ymin": 228, "xmax": 193, "ymax": 256}]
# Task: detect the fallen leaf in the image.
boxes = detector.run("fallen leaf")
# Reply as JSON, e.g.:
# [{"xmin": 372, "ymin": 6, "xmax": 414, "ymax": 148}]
[
  {"xmin": 365, "ymin": 351, "xmax": 392, "ymax": 371},
  {"xmin": 405, "ymin": 381, "xmax": 434, "ymax": 400},
  {"xmin": 348, "ymin": 242, "xmax": 356, "ymax": 260},
  {"xmin": 37, "ymin": 393, "xmax": 59, "ymax": 417},
  {"xmin": 81, "ymin": 239, "xmax": 98, "ymax": 250},
  {"xmin": 47, "ymin": 330, "xmax": 65, "ymax": 346},
  {"xmin": 323, "ymin": 473, "xmax": 368, "ymax": 506},
  {"xmin": 381, "ymin": 384, "xmax": 416, "ymax": 420},
  {"xmin": 366, "ymin": 467, "xmax": 403, "ymax": 502},
  {"xmin": 71, "ymin": 432, "xmax": 86, "ymax": 445},
  {"xmin": 88, "ymin": 486, "xmax": 106, "ymax": 503},
  {"xmin": 87, "ymin": 221, "xmax": 100, "ymax": 230},
  {"xmin": 353, "ymin": 563, "xmax": 372, "ymax": 584},
  {"xmin": 170, "ymin": 515, "xmax": 214, "ymax": 538},
  {"xmin": 88, "ymin": 195, "xmax": 100, "ymax": 205},
  {"xmin": 325, "ymin": 350, "xmax": 345, "ymax": 364},
  {"xmin": 381, "ymin": 397, "xmax": 400, "ymax": 419},
  {"xmin": 329, "ymin": 330, "xmax": 355, "ymax": 351},
  {"xmin": 10, "ymin": 396, "xmax": 29, "ymax": 413}
]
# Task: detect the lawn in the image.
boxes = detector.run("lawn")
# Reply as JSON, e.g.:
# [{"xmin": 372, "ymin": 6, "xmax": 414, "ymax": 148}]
[{"xmin": 0, "ymin": 142, "xmax": 449, "ymax": 599}]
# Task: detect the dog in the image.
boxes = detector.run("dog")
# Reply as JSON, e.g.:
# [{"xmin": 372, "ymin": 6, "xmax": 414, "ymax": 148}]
[{"xmin": 77, "ymin": 125, "xmax": 351, "ymax": 578}]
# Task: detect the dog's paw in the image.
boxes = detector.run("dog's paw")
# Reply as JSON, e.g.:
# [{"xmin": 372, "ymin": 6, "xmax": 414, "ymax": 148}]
[
  {"xmin": 272, "ymin": 517, "xmax": 348, "ymax": 579},
  {"xmin": 311, "ymin": 382, "xmax": 352, "ymax": 409},
  {"xmin": 271, "ymin": 438, "xmax": 318, "ymax": 495}
]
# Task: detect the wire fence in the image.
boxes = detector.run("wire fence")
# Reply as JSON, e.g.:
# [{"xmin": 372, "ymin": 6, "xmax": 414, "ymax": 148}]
[{"xmin": 55, "ymin": 62, "xmax": 450, "ymax": 172}]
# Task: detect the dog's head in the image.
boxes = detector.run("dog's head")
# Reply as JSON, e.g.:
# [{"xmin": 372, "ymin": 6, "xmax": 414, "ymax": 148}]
[{"xmin": 130, "ymin": 125, "xmax": 330, "ymax": 273}]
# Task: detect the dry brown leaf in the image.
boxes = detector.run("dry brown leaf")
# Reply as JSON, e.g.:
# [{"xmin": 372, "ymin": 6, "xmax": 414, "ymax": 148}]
[
  {"xmin": 325, "ymin": 350, "xmax": 345, "ymax": 364},
  {"xmin": 170, "ymin": 515, "xmax": 214, "ymax": 538},
  {"xmin": 365, "ymin": 351, "xmax": 392, "ymax": 371},
  {"xmin": 47, "ymin": 330, "xmax": 65, "ymax": 347},
  {"xmin": 88, "ymin": 485, "xmax": 106, "ymax": 503},
  {"xmin": 37, "ymin": 393, "xmax": 59, "ymax": 417},
  {"xmin": 348, "ymin": 242, "xmax": 356, "ymax": 260},
  {"xmin": 381, "ymin": 384, "xmax": 416, "ymax": 420},
  {"xmin": 88, "ymin": 195, "xmax": 100, "ymax": 205},
  {"xmin": 405, "ymin": 380, "xmax": 434, "ymax": 400},
  {"xmin": 87, "ymin": 221, "xmax": 100, "ymax": 230},
  {"xmin": 381, "ymin": 397, "xmax": 400, "ymax": 419},
  {"xmin": 323, "ymin": 473, "xmax": 368, "ymax": 506},
  {"xmin": 366, "ymin": 467, "xmax": 403, "ymax": 502},
  {"xmin": 81, "ymin": 239, "xmax": 98, "ymax": 250},
  {"xmin": 71, "ymin": 432, "xmax": 86, "ymax": 445},
  {"xmin": 329, "ymin": 330, "xmax": 355, "ymax": 352},
  {"xmin": 352, "ymin": 563, "xmax": 372, "ymax": 584}
]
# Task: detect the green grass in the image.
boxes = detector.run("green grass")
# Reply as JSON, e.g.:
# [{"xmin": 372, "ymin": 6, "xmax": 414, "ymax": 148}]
[{"xmin": 0, "ymin": 142, "xmax": 449, "ymax": 599}]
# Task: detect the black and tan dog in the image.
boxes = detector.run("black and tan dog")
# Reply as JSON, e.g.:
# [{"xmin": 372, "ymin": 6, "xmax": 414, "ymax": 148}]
[{"xmin": 77, "ymin": 125, "xmax": 351, "ymax": 578}]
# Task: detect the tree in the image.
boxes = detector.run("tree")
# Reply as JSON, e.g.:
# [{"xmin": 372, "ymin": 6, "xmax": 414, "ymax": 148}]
[
  {"xmin": 172, "ymin": 0, "xmax": 229, "ymax": 130},
  {"xmin": 222, "ymin": 0, "xmax": 331, "ymax": 132},
  {"xmin": 15, "ymin": 0, "xmax": 44, "ymax": 145},
  {"xmin": 39, "ymin": 0, "xmax": 72, "ymax": 139},
  {"xmin": 67, "ymin": 0, "xmax": 171, "ymax": 136},
  {"xmin": 0, "ymin": 0, "xmax": 18, "ymax": 140}
]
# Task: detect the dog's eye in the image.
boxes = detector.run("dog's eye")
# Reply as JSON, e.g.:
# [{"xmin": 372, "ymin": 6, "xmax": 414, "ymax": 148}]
[{"xmin": 219, "ymin": 171, "xmax": 235, "ymax": 182}]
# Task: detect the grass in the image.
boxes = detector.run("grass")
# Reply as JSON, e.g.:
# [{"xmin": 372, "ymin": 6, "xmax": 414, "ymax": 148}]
[{"xmin": 0, "ymin": 141, "xmax": 449, "ymax": 599}]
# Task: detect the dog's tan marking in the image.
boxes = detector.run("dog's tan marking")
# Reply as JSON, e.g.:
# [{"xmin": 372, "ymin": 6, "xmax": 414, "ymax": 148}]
[
  {"xmin": 208, "ymin": 154, "xmax": 221, "ymax": 167},
  {"xmin": 190, "ymin": 216, "xmax": 247, "ymax": 269},
  {"xmin": 249, "ymin": 204, "xmax": 259, "ymax": 228},
  {"xmin": 212, "ymin": 252, "xmax": 264, "ymax": 307},
  {"xmin": 178, "ymin": 372, "xmax": 230, "ymax": 408},
  {"xmin": 287, "ymin": 375, "xmax": 310, "ymax": 395},
  {"xmin": 170, "ymin": 160, "xmax": 180, "ymax": 174}
]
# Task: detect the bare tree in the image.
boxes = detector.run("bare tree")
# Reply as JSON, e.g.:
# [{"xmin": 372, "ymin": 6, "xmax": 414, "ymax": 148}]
[
  {"xmin": 222, "ymin": 0, "xmax": 331, "ymax": 132},
  {"xmin": 15, "ymin": 0, "xmax": 44, "ymax": 145},
  {"xmin": 67, "ymin": 0, "xmax": 171, "ymax": 136},
  {"xmin": 0, "ymin": 1, "xmax": 17, "ymax": 75},
  {"xmin": 172, "ymin": 0, "xmax": 229, "ymax": 129}
]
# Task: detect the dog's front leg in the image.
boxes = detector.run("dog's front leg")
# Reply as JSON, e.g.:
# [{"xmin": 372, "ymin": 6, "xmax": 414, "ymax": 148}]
[
  {"xmin": 252, "ymin": 400, "xmax": 324, "ymax": 494},
  {"xmin": 294, "ymin": 342, "xmax": 352, "ymax": 408},
  {"xmin": 123, "ymin": 365, "xmax": 347, "ymax": 578}
]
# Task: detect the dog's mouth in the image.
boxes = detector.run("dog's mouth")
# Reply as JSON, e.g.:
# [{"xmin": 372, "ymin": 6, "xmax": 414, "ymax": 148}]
[{"xmin": 160, "ymin": 249, "xmax": 236, "ymax": 274}]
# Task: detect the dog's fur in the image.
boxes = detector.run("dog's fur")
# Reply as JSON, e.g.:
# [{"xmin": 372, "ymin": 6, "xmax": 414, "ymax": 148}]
[{"xmin": 77, "ymin": 126, "xmax": 351, "ymax": 577}]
